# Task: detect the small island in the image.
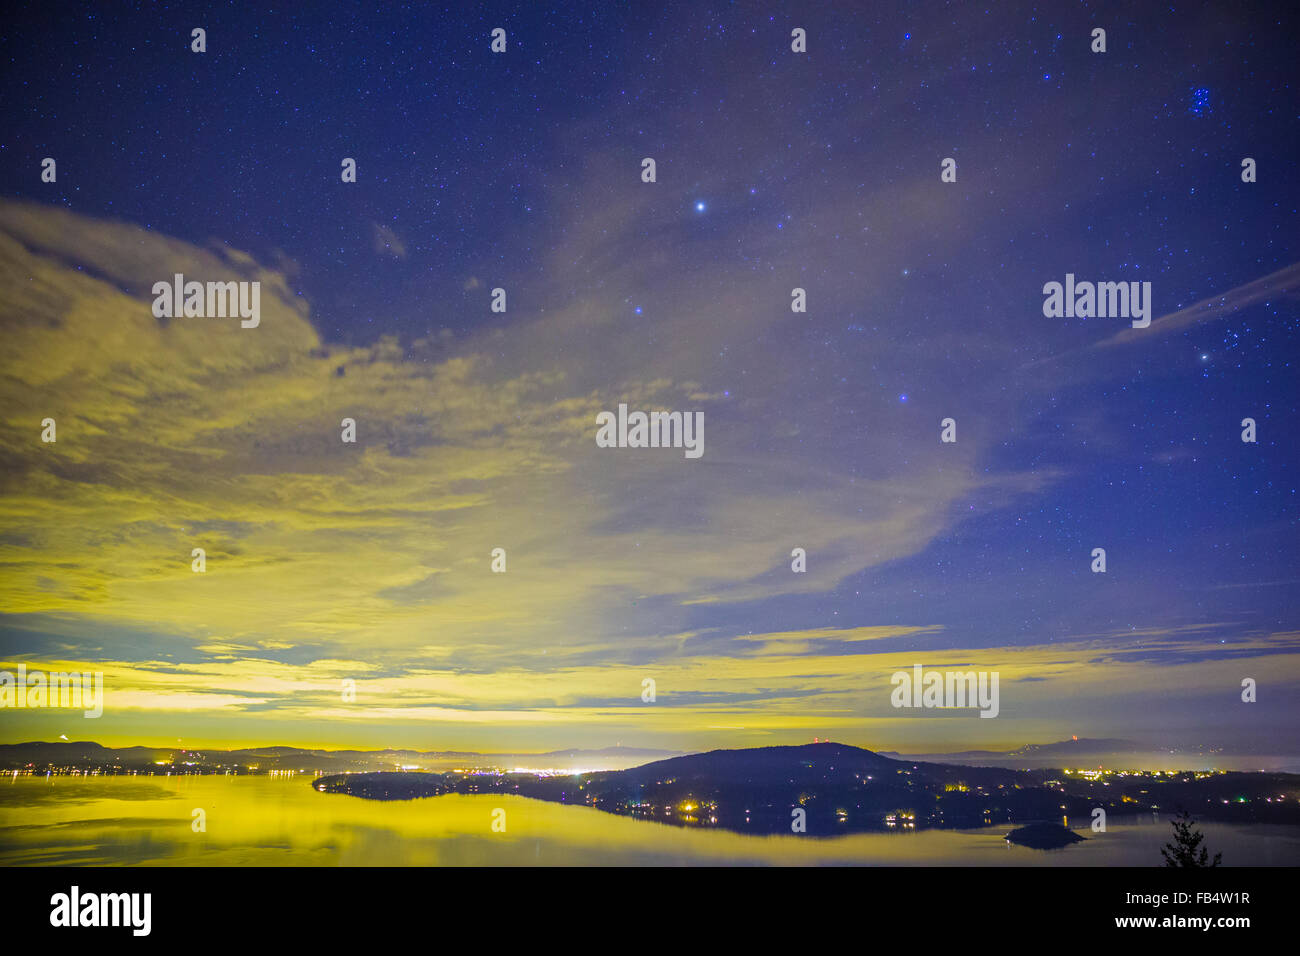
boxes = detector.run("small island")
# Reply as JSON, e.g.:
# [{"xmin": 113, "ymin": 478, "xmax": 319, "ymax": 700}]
[
  {"xmin": 1005, "ymin": 822, "xmax": 1086, "ymax": 850},
  {"xmin": 315, "ymin": 771, "xmax": 449, "ymax": 800}
]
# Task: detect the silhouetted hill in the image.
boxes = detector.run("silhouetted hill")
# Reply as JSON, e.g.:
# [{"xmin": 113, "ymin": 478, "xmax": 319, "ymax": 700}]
[
  {"xmin": 0, "ymin": 741, "xmax": 170, "ymax": 766},
  {"xmin": 610, "ymin": 742, "xmax": 901, "ymax": 783}
]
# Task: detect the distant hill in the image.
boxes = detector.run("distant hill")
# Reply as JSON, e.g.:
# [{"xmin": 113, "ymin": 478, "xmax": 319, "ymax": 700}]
[
  {"xmin": 521, "ymin": 741, "xmax": 1028, "ymax": 834},
  {"xmin": 319, "ymin": 742, "xmax": 1034, "ymax": 835},
  {"xmin": 596, "ymin": 741, "xmax": 910, "ymax": 785},
  {"xmin": 0, "ymin": 741, "xmax": 172, "ymax": 766},
  {"xmin": 878, "ymin": 738, "xmax": 1131, "ymax": 761}
]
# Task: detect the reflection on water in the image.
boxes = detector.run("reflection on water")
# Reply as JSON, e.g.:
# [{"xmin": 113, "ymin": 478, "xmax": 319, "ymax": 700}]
[{"xmin": 2, "ymin": 775, "xmax": 1297, "ymax": 866}]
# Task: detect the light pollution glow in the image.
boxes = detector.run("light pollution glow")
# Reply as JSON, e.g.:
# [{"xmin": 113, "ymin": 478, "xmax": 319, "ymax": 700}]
[{"xmin": 0, "ymin": 196, "xmax": 1297, "ymax": 757}]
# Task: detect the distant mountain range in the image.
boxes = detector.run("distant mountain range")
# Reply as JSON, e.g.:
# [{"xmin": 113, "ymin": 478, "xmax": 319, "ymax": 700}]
[
  {"xmin": 6, "ymin": 736, "xmax": 1299, "ymax": 774},
  {"xmin": 880, "ymin": 738, "xmax": 1131, "ymax": 761},
  {"xmin": 879, "ymin": 738, "xmax": 1300, "ymax": 773},
  {"xmin": 0, "ymin": 740, "xmax": 680, "ymax": 773}
]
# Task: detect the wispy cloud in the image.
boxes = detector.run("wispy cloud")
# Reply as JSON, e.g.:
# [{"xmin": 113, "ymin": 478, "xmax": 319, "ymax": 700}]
[{"xmin": 1093, "ymin": 261, "xmax": 1300, "ymax": 350}]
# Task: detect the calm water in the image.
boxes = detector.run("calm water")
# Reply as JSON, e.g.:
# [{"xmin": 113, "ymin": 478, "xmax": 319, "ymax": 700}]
[{"xmin": 2, "ymin": 775, "xmax": 1297, "ymax": 866}]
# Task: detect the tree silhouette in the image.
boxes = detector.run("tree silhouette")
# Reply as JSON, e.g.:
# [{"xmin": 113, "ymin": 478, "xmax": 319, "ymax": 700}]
[{"xmin": 1160, "ymin": 809, "xmax": 1222, "ymax": 867}]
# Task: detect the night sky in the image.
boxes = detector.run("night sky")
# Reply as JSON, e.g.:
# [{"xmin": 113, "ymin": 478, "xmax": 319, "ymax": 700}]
[{"xmin": 1, "ymin": 1, "xmax": 1297, "ymax": 758}]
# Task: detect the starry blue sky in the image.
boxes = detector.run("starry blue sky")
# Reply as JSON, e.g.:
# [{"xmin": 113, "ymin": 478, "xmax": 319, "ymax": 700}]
[{"xmin": 0, "ymin": 0, "xmax": 1297, "ymax": 757}]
